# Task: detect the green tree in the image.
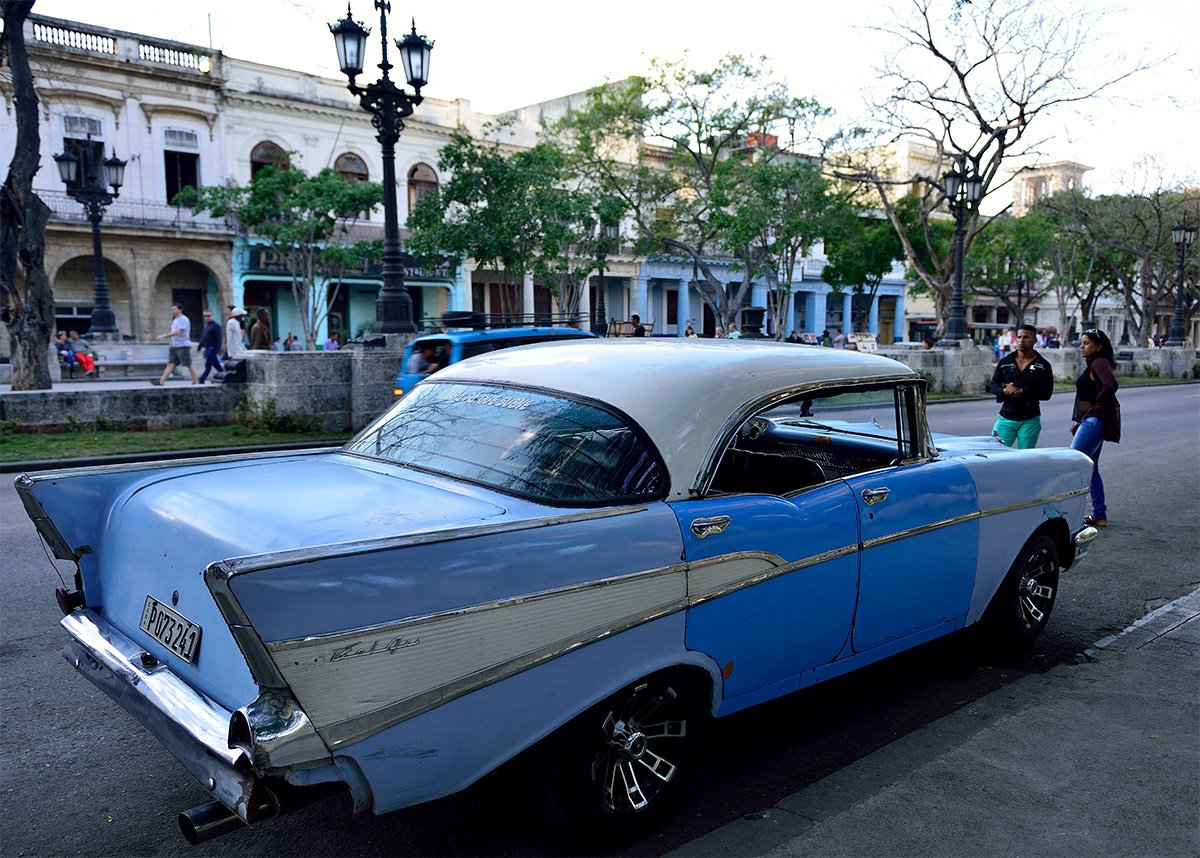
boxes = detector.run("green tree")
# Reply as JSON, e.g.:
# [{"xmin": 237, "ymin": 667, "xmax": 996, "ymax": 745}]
[
  {"xmin": 179, "ymin": 164, "xmax": 382, "ymax": 347},
  {"xmin": 711, "ymin": 155, "xmax": 831, "ymax": 339},
  {"xmin": 407, "ymin": 128, "xmax": 571, "ymax": 321},
  {"xmin": 554, "ymin": 54, "xmax": 828, "ymax": 330},
  {"xmin": 821, "ymin": 207, "xmax": 904, "ymax": 334},
  {"xmin": 964, "ymin": 213, "xmax": 1053, "ymax": 326}
]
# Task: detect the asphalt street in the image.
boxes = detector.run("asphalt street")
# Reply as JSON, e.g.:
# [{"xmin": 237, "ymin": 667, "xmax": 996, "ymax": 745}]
[{"xmin": 0, "ymin": 384, "xmax": 1196, "ymax": 855}]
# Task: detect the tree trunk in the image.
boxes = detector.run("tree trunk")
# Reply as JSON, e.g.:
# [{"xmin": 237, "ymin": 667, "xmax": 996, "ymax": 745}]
[{"xmin": 1, "ymin": 2, "xmax": 54, "ymax": 390}]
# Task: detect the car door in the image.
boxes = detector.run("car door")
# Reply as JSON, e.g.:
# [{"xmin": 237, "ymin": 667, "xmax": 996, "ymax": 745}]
[
  {"xmin": 670, "ymin": 482, "xmax": 860, "ymax": 707},
  {"xmin": 838, "ymin": 382, "xmax": 980, "ymax": 653}
]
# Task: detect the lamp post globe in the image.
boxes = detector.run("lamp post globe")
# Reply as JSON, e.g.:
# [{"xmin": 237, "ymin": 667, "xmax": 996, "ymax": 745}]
[
  {"xmin": 54, "ymin": 135, "xmax": 125, "ymax": 338},
  {"xmin": 936, "ymin": 157, "xmax": 981, "ymax": 347},
  {"xmin": 330, "ymin": 2, "xmax": 433, "ymax": 335},
  {"xmin": 1164, "ymin": 213, "xmax": 1196, "ymax": 347}
]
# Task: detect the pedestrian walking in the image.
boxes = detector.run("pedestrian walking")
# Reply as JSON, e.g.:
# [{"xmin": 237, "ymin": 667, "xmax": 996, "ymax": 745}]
[
  {"xmin": 197, "ymin": 310, "xmax": 223, "ymax": 383},
  {"xmin": 1070, "ymin": 328, "xmax": 1120, "ymax": 528},
  {"xmin": 225, "ymin": 306, "xmax": 247, "ymax": 360},
  {"xmin": 249, "ymin": 308, "xmax": 272, "ymax": 351},
  {"xmin": 152, "ymin": 304, "xmax": 199, "ymax": 385},
  {"xmin": 989, "ymin": 323, "xmax": 1053, "ymax": 448},
  {"xmin": 323, "ymin": 331, "xmax": 341, "ymax": 351}
]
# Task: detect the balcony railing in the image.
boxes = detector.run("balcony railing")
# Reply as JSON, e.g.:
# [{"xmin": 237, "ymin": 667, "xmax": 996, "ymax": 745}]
[
  {"xmin": 28, "ymin": 14, "xmax": 216, "ymax": 75},
  {"xmin": 42, "ymin": 190, "xmax": 235, "ymax": 233}
]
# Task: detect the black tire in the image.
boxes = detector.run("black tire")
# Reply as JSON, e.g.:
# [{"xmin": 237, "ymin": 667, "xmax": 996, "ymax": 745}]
[
  {"xmin": 985, "ymin": 533, "xmax": 1060, "ymax": 648},
  {"xmin": 535, "ymin": 671, "xmax": 704, "ymax": 847}
]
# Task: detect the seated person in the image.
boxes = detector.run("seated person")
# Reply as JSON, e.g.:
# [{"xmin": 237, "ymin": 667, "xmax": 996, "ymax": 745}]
[
  {"xmin": 407, "ymin": 343, "xmax": 442, "ymax": 375},
  {"xmin": 67, "ymin": 330, "xmax": 96, "ymax": 376},
  {"xmin": 55, "ymin": 333, "xmax": 77, "ymax": 374}
]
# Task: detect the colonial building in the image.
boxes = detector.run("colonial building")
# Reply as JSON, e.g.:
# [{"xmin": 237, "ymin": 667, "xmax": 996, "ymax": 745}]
[{"xmin": 3, "ymin": 12, "xmax": 910, "ymax": 350}]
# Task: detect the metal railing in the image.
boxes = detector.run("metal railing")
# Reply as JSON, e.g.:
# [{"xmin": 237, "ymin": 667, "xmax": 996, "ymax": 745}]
[
  {"xmin": 28, "ymin": 14, "xmax": 216, "ymax": 76},
  {"xmin": 42, "ymin": 190, "xmax": 235, "ymax": 233}
]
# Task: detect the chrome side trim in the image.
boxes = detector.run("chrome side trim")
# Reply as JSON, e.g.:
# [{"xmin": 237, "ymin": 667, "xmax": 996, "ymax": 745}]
[
  {"xmin": 217, "ymin": 506, "xmax": 646, "ymax": 576},
  {"xmin": 320, "ymin": 594, "xmax": 689, "ymax": 749},
  {"xmin": 204, "ymin": 561, "xmax": 288, "ymax": 690},
  {"xmin": 687, "ymin": 545, "xmax": 858, "ymax": 607},
  {"xmin": 861, "ymin": 511, "xmax": 981, "ymax": 551},
  {"xmin": 16, "ymin": 447, "xmax": 333, "ymax": 482},
  {"xmin": 271, "ymin": 565, "xmax": 690, "ymax": 749},
  {"xmin": 13, "ymin": 474, "xmax": 78, "ymax": 561},
  {"xmin": 979, "ymin": 487, "xmax": 1090, "ymax": 517},
  {"xmin": 270, "ymin": 562, "xmax": 688, "ymax": 653},
  {"xmin": 59, "ymin": 610, "xmax": 297, "ymax": 822}
]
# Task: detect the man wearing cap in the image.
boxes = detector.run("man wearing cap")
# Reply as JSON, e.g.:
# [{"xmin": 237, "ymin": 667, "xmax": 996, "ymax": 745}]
[
  {"xmin": 225, "ymin": 306, "xmax": 248, "ymax": 360},
  {"xmin": 197, "ymin": 309, "xmax": 224, "ymax": 383}
]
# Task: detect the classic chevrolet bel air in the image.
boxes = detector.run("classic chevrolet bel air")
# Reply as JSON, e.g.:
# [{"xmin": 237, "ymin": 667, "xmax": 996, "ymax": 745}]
[{"xmin": 16, "ymin": 340, "xmax": 1100, "ymax": 845}]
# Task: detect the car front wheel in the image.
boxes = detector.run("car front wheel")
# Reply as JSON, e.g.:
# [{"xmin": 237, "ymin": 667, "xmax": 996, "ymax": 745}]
[
  {"xmin": 537, "ymin": 671, "xmax": 704, "ymax": 845},
  {"xmin": 986, "ymin": 533, "xmax": 1060, "ymax": 647}
]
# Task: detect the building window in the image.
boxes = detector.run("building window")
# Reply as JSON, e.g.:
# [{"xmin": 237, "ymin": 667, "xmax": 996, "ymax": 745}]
[
  {"xmin": 408, "ymin": 162, "xmax": 438, "ymax": 210},
  {"xmin": 164, "ymin": 128, "xmax": 200, "ymax": 204},
  {"xmin": 334, "ymin": 152, "xmax": 369, "ymax": 183},
  {"xmin": 61, "ymin": 115, "xmax": 104, "ymax": 194},
  {"xmin": 250, "ymin": 141, "xmax": 289, "ymax": 178}
]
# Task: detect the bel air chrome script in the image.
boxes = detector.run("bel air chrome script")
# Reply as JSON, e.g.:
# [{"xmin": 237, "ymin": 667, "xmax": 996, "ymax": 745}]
[{"xmin": 330, "ymin": 636, "xmax": 421, "ymax": 662}]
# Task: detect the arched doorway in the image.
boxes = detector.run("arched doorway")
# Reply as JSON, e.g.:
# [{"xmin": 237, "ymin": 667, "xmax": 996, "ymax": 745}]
[
  {"xmin": 52, "ymin": 255, "xmax": 131, "ymax": 336},
  {"xmin": 154, "ymin": 260, "xmax": 219, "ymax": 342}
]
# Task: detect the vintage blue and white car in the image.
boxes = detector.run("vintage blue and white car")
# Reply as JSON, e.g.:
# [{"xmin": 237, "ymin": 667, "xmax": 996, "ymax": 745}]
[{"xmin": 16, "ymin": 340, "xmax": 1100, "ymax": 845}]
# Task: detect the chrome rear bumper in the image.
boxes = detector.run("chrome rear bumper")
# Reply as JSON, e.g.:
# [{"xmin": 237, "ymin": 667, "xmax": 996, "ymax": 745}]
[{"xmin": 61, "ymin": 610, "xmax": 273, "ymax": 823}]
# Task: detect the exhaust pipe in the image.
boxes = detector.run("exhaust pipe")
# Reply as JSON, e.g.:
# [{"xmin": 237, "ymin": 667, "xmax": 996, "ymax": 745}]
[
  {"xmin": 178, "ymin": 782, "xmax": 342, "ymax": 843},
  {"xmin": 179, "ymin": 801, "xmax": 247, "ymax": 845}
]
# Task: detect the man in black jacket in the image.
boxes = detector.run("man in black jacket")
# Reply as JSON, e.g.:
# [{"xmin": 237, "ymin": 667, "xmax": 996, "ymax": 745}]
[
  {"xmin": 197, "ymin": 310, "xmax": 224, "ymax": 383},
  {"xmin": 989, "ymin": 323, "xmax": 1053, "ymax": 448}
]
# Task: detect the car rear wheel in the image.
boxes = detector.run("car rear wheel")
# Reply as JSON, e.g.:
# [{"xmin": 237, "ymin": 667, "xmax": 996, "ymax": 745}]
[
  {"xmin": 985, "ymin": 533, "xmax": 1060, "ymax": 647},
  {"xmin": 536, "ymin": 671, "xmax": 704, "ymax": 846}
]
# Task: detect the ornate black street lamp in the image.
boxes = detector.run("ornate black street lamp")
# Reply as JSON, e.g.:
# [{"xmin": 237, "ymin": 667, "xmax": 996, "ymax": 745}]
[
  {"xmin": 53, "ymin": 136, "xmax": 127, "ymax": 337},
  {"xmin": 938, "ymin": 157, "xmax": 983, "ymax": 345},
  {"xmin": 1164, "ymin": 213, "xmax": 1196, "ymax": 347},
  {"xmin": 330, "ymin": 2, "xmax": 433, "ymax": 334}
]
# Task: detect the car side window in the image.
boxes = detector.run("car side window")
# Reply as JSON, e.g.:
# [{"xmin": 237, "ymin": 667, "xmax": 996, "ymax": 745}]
[{"xmin": 710, "ymin": 383, "xmax": 924, "ymax": 497}]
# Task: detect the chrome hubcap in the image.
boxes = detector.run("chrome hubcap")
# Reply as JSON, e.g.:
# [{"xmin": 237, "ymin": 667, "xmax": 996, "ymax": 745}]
[
  {"xmin": 594, "ymin": 683, "xmax": 687, "ymax": 813},
  {"xmin": 1018, "ymin": 549, "xmax": 1057, "ymax": 628}
]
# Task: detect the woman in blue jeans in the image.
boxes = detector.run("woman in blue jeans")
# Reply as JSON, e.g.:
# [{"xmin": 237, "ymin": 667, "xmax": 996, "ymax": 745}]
[{"xmin": 1070, "ymin": 329, "xmax": 1120, "ymax": 527}]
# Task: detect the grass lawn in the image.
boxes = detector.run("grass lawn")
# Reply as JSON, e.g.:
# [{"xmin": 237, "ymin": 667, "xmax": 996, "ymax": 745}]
[{"xmin": 0, "ymin": 424, "xmax": 353, "ymax": 463}]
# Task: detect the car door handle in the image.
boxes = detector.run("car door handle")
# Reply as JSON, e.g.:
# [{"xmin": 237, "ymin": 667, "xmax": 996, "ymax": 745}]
[
  {"xmin": 691, "ymin": 515, "xmax": 731, "ymax": 539},
  {"xmin": 861, "ymin": 487, "xmax": 891, "ymax": 506}
]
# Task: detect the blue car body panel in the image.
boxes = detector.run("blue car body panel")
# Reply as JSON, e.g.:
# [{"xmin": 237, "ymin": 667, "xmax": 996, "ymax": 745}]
[{"xmin": 671, "ymin": 487, "xmax": 859, "ymax": 703}]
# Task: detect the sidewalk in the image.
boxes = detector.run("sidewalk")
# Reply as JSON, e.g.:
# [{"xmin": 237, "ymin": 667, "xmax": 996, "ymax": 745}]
[{"xmin": 672, "ymin": 588, "xmax": 1200, "ymax": 857}]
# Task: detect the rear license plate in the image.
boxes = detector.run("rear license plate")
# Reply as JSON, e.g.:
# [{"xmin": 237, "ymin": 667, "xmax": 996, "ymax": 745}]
[{"xmin": 139, "ymin": 596, "xmax": 202, "ymax": 663}]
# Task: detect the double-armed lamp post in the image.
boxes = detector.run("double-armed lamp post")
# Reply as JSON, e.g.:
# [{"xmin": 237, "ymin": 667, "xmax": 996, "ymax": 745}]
[
  {"xmin": 593, "ymin": 218, "xmax": 619, "ymax": 336},
  {"xmin": 53, "ymin": 137, "xmax": 127, "ymax": 338},
  {"xmin": 938, "ymin": 158, "xmax": 983, "ymax": 345},
  {"xmin": 329, "ymin": 2, "xmax": 433, "ymax": 334},
  {"xmin": 1164, "ymin": 213, "xmax": 1196, "ymax": 347}
]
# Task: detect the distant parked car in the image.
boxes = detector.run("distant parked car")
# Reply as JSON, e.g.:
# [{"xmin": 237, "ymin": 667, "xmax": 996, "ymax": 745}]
[
  {"xmin": 394, "ymin": 325, "xmax": 596, "ymax": 397},
  {"xmin": 16, "ymin": 340, "xmax": 1101, "ymax": 847}
]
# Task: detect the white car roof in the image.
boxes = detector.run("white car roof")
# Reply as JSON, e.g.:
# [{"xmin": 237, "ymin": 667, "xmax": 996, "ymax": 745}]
[{"xmin": 430, "ymin": 339, "xmax": 919, "ymax": 500}]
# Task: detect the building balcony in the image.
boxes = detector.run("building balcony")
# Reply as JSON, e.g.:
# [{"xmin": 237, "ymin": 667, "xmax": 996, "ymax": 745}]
[
  {"xmin": 42, "ymin": 190, "xmax": 235, "ymax": 234},
  {"xmin": 27, "ymin": 14, "xmax": 219, "ymax": 77}
]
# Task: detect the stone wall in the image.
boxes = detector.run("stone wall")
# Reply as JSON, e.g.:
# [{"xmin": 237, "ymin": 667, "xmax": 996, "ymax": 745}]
[{"xmin": 0, "ymin": 384, "xmax": 241, "ymax": 432}]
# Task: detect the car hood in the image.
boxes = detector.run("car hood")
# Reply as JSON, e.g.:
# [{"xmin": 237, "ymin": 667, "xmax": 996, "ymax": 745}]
[{"xmin": 932, "ymin": 433, "xmax": 1014, "ymax": 457}]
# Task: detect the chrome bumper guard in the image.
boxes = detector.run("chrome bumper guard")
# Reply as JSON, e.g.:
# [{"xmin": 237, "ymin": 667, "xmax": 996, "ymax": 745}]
[
  {"xmin": 61, "ymin": 610, "xmax": 273, "ymax": 823},
  {"xmin": 1072, "ymin": 525, "xmax": 1100, "ymax": 565}
]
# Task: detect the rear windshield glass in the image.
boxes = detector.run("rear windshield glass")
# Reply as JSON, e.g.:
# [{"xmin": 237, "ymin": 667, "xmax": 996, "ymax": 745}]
[{"xmin": 345, "ymin": 382, "xmax": 666, "ymax": 505}]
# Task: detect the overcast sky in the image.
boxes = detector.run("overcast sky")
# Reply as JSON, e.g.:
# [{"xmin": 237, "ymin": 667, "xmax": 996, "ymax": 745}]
[{"xmin": 33, "ymin": 0, "xmax": 1200, "ymax": 196}]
